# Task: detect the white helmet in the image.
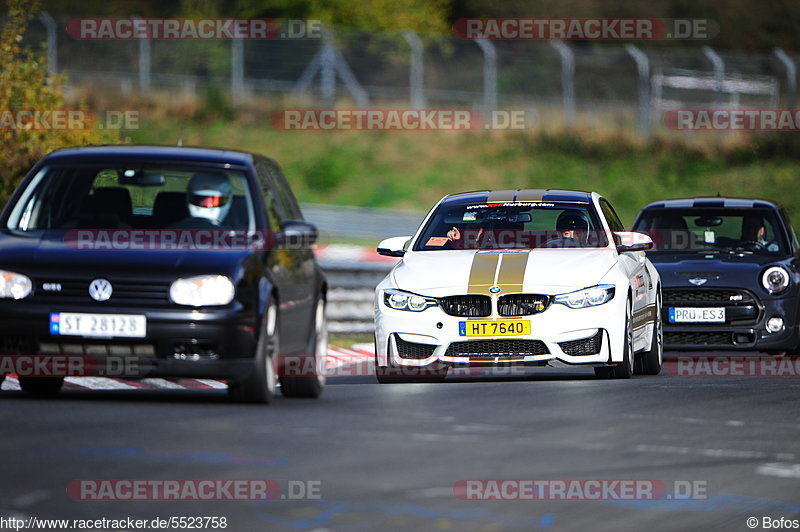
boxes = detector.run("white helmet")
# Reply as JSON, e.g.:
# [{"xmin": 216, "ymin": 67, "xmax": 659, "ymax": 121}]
[{"xmin": 187, "ymin": 172, "xmax": 233, "ymax": 225}]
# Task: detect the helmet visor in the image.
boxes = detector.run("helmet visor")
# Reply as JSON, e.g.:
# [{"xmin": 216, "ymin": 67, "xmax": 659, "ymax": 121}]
[{"xmin": 189, "ymin": 193, "xmax": 229, "ymax": 209}]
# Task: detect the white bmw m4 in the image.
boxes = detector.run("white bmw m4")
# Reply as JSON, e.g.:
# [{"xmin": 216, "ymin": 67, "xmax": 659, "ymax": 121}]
[{"xmin": 374, "ymin": 189, "xmax": 662, "ymax": 382}]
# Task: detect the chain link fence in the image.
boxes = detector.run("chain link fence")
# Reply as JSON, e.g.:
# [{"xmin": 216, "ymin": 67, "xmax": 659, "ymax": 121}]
[{"xmin": 20, "ymin": 14, "xmax": 800, "ymax": 136}]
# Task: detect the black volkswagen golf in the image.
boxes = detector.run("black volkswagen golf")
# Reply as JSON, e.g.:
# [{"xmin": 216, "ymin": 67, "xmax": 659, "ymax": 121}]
[
  {"xmin": 0, "ymin": 145, "xmax": 327, "ymax": 403},
  {"xmin": 632, "ymin": 197, "xmax": 800, "ymax": 353}
]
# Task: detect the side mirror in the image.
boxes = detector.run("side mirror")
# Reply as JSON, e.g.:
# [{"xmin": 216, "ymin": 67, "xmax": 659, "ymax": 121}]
[
  {"xmin": 614, "ymin": 231, "xmax": 654, "ymax": 252},
  {"xmin": 377, "ymin": 236, "xmax": 412, "ymax": 257},
  {"xmin": 277, "ymin": 220, "xmax": 318, "ymax": 248}
]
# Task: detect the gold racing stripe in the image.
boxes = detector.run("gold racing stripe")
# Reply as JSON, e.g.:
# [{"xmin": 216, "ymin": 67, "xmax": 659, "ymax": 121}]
[
  {"xmin": 496, "ymin": 252, "xmax": 529, "ymax": 293},
  {"xmin": 467, "ymin": 253, "xmax": 500, "ymax": 295},
  {"xmin": 515, "ymin": 189, "xmax": 546, "ymax": 202},
  {"xmin": 486, "ymin": 190, "xmax": 517, "ymax": 202}
]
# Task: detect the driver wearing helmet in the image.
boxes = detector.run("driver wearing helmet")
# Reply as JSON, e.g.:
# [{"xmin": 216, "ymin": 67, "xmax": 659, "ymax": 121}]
[
  {"xmin": 545, "ymin": 210, "xmax": 589, "ymax": 247},
  {"xmin": 170, "ymin": 172, "xmax": 233, "ymax": 229}
]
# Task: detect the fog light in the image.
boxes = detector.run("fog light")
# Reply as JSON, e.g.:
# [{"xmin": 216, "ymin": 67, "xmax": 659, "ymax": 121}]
[{"xmin": 766, "ymin": 316, "xmax": 784, "ymax": 333}]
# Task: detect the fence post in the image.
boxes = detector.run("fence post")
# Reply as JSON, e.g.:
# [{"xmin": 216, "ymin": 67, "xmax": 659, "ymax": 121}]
[
  {"xmin": 702, "ymin": 46, "xmax": 724, "ymax": 107},
  {"xmin": 474, "ymin": 39, "xmax": 497, "ymax": 112},
  {"xmin": 292, "ymin": 27, "xmax": 369, "ymax": 107},
  {"xmin": 320, "ymin": 30, "xmax": 336, "ymax": 107},
  {"xmin": 133, "ymin": 15, "xmax": 150, "ymax": 95},
  {"xmin": 774, "ymin": 48, "xmax": 797, "ymax": 109},
  {"xmin": 549, "ymin": 40, "xmax": 575, "ymax": 127},
  {"xmin": 402, "ymin": 31, "xmax": 425, "ymax": 109},
  {"xmin": 625, "ymin": 44, "xmax": 651, "ymax": 138},
  {"xmin": 231, "ymin": 30, "xmax": 244, "ymax": 106},
  {"xmin": 37, "ymin": 12, "xmax": 57, "ymax": 75}
]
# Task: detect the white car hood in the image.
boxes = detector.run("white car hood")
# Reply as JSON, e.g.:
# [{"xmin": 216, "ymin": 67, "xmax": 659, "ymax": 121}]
[{"xmin": 392, "ymin": 249, "xmax": 618, "ymax": 296}]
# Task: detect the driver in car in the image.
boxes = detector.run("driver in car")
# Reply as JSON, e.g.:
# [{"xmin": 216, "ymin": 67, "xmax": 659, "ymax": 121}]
[
  {"xmin": 544, "ymin": 210, "xmax": 589, "ymax": 247},
  {"xmin": 739, "ymin": 214, "xmax": 780, "ymax": 252},
  {"xmin": 169, "ymin": 172, "xmax": 233, "ymax": 230}
]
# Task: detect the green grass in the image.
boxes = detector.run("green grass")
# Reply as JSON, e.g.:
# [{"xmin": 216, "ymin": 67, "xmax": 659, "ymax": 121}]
[{"xmin": 128, "ymin": 118, "xmax": 800, "ymax": 226}]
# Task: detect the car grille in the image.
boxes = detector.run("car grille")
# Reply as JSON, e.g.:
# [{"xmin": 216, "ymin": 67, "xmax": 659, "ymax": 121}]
[
  {"xmin": 663, "ymin": 288, "xmax": 756, "ymax": 306},
  {"xmin": 395, "ymin": 336, "xmax": 437, "ymax": 360},
  {"xmin": 444, "ymin": 340, "xmax": 549, "ymax": 358},
  {"xmin": 497, "ymin": 294, "xmax": 550, "ymax": 316},
  {"xmin": 664, "ymin": 331, "xmax": 732, "ymax": 345},
  {"xmin": 37, "ymin": 340, "xmax": 157, "ymax": 357},
  {"xmin": 559, "ymin": 330, "xmax": 603, "ymax": 355},
  {"xmin": 32, "ymin": 279, "xmax": 172, "ymax": 307},
  {"xmin": 439, "ymin": 295, "xmax": 492, "ymax": 317}
]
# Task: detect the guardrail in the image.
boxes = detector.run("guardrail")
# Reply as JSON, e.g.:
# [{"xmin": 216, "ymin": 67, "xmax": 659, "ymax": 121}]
[{"xmin": 320, "ymin": 260, "xmax": 393, "ymax": 334}]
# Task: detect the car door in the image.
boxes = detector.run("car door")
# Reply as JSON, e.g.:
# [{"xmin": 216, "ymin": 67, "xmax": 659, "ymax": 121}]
[
  {"xmin": 600, "ymin": 198, "xmax": 650, "ymax": 344},
  {"xmin": 256, "ymin": 160, "xmax": 316, "ymax": 353}
]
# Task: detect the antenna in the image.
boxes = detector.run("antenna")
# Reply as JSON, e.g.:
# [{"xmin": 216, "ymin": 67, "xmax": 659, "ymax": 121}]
[{"xmin": 177, "ymin": 139, "xmax": 183, "ymax": 147}]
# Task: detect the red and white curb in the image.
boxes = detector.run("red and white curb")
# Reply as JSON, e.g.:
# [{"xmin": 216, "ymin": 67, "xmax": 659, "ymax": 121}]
[{"xmin": 0, "ymin": 346, "xmax": 375, "ymax": 392}]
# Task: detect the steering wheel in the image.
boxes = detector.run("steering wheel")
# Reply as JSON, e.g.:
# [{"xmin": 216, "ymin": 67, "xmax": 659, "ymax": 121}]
[{"xmin": 734, "ymin": 240, "xmax": 765, "ymax": 252}]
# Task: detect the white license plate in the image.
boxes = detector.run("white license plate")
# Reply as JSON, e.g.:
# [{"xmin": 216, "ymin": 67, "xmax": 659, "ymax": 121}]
[
  {"xmin": 668, "ymin": 307, "xmax": 725, "ymax": 323},
  {"xmin": 50, "ymin": 313, "xmax": 147, "ymax": 338}
]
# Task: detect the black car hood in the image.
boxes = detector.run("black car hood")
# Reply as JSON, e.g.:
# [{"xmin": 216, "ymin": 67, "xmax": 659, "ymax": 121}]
[
  {"xmin": 0, "ymin": 232, "xmax": 254, "ymax": 280},
  {"xmin": 648, "ymin": 252, "xmax": 790, "ymax": 289}
]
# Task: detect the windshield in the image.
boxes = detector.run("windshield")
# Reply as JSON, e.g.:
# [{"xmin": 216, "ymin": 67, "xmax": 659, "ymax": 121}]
[
  {"xmin": 413, "ymin": 201, "xmax": 609, "ymax": 251},
  {"xmin": 5, "ymin": 164, "xmax": 256, "ymax": 235},
  {"xmin": 632, "ymin": 208, "xmax": 788, "ymax": 255}
]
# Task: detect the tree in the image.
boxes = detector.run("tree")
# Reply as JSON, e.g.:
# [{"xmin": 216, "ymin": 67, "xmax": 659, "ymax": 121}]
[{"xmin": 0, "ymin": 0, "xmax": 120, "ymax": 204}]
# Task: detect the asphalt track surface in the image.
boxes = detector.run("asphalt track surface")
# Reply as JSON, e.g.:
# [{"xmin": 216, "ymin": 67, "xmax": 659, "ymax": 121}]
[{"xmin": 1, "ymin": 352, "xmax": 799, "ymax": 532}]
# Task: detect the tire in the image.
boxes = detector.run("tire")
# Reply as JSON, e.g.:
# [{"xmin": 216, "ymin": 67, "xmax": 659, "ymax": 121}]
[
  {"xmin": 280, "ymin": 297, "xmax": 326, "ymax": 399},
  {"xmin": 595, "ymin": 297, "xmax": 634, "ymax": 379},
  {"xmin": 228, "ymin": 301, "xmax": 278, "ymax": 404},
  {"xmin": 636, "ymin": 291, "xmax": 663, "ymax": 375},
  {"xmin": 19, "ymin": 377, "xmax": 64, "ymax": 396}
]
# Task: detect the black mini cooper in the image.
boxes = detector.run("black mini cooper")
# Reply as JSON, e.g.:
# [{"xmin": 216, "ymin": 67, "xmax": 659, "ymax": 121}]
[
  {"xmin": 0, "ymin": 146, "xmax": 326, "ymax": 403},
  {"xmin": 632, "ymin": 197, "xmax": 800, "ymax": 353}
]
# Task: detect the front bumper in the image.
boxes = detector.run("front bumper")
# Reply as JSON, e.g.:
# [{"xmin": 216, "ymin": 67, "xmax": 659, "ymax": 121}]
[
  {"xmin": 662, "ymin": 288, "xmax": 800, "ymax": 351},
  {"xmin": 375, "ymin": 295, "xmax": 626, "ymax": 368},
  {"xmin": 0, "ymin": 301, "xmax": 260, "ymax": 380}
]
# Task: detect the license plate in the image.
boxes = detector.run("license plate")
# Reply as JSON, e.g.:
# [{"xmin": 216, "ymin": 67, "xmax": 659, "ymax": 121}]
[
  {"xmin": 459, "ymin": 320, "xmax": 530, "ymax": 337},
  {"xmin": 668, "ymin": 307, "xmax": 725, "ymax": 323},
  {"xmin": 50, "ymin": 313, "xmax": 147, "ymax": 338}
]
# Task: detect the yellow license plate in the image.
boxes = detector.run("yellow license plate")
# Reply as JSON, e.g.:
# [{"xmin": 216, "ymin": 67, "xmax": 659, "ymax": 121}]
[{"xmin": 459, "ymin": 320, "xmax": 530, "ymax": 337}]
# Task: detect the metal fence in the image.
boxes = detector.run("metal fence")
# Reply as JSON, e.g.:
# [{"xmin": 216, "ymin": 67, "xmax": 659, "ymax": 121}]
[{"xmin": 21, "ymin": 14, "xmax": 800, "ymax": 136}]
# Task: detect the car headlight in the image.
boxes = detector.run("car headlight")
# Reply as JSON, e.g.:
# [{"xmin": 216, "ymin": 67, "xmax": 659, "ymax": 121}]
[
  {"xmin": 762, "ymin": 266, "xmax": 790, "ymax": 294},
  {"xmin": 383, "ymin": 289, "xmax": 437, "ymax": 312},
  {"xmin": 0, "ymin": 270, "xmax": 32, "ymax": 299},
  {"xmin": 554, "ymin": 284, "xmax": 615, "ymax": 309},
  {"xmin": 170, "ymin": 275, "xmax": 235, "ymax": 306}
]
